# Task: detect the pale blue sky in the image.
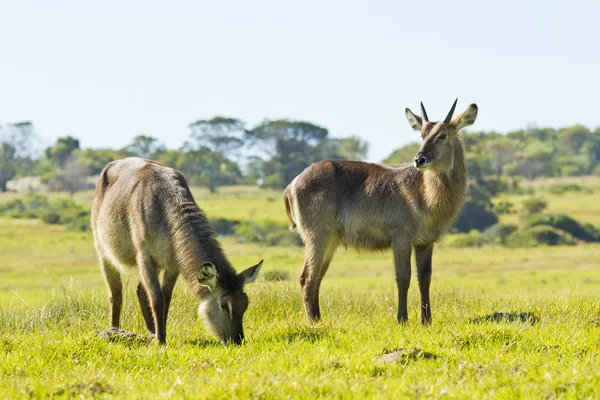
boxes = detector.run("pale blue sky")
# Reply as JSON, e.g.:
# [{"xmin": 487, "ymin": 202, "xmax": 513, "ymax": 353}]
[{"xmin": 1, "ymin": 0, "xmax": 599, "ymax": 161}]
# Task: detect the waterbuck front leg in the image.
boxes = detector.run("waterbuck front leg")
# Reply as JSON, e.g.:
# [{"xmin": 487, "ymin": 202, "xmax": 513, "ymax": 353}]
[
  {"xmin": 136, "ymin": 283, "xmax": 156, "ymax": 337},
  {"xmin": 100, "ymin": 258, "xmax": 123, "ymax": 329},
  {"xmin": 393, "ymin": 240, "xmax": 413, "ymax": 324},
  {"xmin": 415, "ymin": 243, "xmax": 434, "ymax": 325},
  {"xmin": 137, "ymin": 254, "xmax": 166, "ymax": 344},
  {"xmin": 299, "ymin": 234, "xmax": 337, "ymax": 321},
  {"xmin": 161, "ymin": 270, "xmax": 179, "ymax": 329}
]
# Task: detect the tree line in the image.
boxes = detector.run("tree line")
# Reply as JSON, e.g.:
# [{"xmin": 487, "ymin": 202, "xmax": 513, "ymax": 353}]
[
  {"xmin": 3, "ymin": 119, "xmax": 600, "ymax": 194},
  {"xmin": 0, "ymin": 117, "xmax": 368, "ymax": 194},
  {"xmin": 2, "ymin": 117, "xmax": 600, "ymax": 243}
]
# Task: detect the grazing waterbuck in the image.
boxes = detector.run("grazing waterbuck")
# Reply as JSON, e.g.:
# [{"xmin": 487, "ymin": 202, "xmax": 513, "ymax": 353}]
[
  {"xmin": 284, "ymin": 99, "xmax": 477, "ymax": 324},
  {"xmin": 91, "ymin": 157, "xmax": 263, "ymax": 344}
]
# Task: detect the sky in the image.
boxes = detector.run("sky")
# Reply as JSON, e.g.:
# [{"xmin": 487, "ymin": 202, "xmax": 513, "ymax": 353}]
[{"xmin": 1, "ymin": 0, "xmax": 599, "ymax": 162}]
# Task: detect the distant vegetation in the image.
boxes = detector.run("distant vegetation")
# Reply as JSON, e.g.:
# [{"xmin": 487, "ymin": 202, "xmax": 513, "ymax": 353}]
[{"xmin": 2, "ymin": 119, "xmax": 600, "ymax": 248}]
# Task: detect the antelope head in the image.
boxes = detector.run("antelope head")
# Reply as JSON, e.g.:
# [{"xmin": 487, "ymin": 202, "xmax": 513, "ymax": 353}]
[
  {"xmin": 405, "ymin": 99, "xmax": 478, "ymax": 172},
  {"xmin": 197, "ymin": 259, "xmax": 263, "ymax": 345}
]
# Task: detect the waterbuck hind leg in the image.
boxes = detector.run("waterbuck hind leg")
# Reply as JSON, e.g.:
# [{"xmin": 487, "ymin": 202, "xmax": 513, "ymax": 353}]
[
  {"xmin": 161, "ymin": 270, "xmax": 179, "ymax": 329},
  {"xmin": 415, "ymin": 243, "xmax": 434, "ymax": 325},
  {"xmin": 136, "ymin": 283, "xmax": 156, "ymax": 336},
  {"xmin": 100, "ymin": 258, "xmax": 123, "ymax": 329},
  {"xmin": 393, "ymin": 241, "xmax": 413, "ymax": 324},
  {"xmin": 137, "ymin": 255, "xmax": 166, "ymax": 344},
  {"xmin": 299, "ymin": 236, "xmax": 337, "ymax": 321}
]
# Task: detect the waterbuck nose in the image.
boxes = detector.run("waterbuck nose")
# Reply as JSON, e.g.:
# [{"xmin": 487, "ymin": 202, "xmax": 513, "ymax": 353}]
[{"xmin": 414, "ymin": 155, "xmax": 427, "ymax": 168}]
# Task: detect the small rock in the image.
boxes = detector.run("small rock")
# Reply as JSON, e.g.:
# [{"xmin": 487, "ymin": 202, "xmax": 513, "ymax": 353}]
[
  {"xmin": 98, "ymin": 328, "xmax": 141, "ymax": 341},
  {"xmin": 377, "ymin": 348, "xmax": 438, "ymax": 365}
]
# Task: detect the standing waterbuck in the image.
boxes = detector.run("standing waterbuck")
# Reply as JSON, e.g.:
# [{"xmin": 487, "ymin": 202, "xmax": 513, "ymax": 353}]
[
  {"xmin": 284, "ymin": 99, "xmax": 477, "ymax": 324},
  {"xmin": 92, "ymin": 157, "xmax": 263, "ymax": 344}
]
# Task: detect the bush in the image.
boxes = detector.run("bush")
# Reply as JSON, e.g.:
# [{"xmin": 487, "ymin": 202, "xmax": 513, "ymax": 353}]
[
  {"xmin": 505, "ymin": 226, "xmax": 578, "ymax": 248},
  {"xmin": 263, "ymin": 270, "xmax": 290, "ymax": 282},
  {"xmin": 454, "ymin": 200, "xmax": 498, "ymax": 233},
  {"xmin": 446, "ymin": 230, "xmax": 487, "ymax": 248},
  {"xmin": 210, "ymin": 218, "xmax": 239, "ymax": 236},
  {"xmin": 494, "ymin": 200, "xmax": 516, "ymax": 215},
  {"xmin": 234, "ymin": 220, "xmax": 302, "ymax": 247},
  {"xmin": 547, "ymin": 184, "xmax": 583, "ymax": 195},
  {"xmin": 483, "ymin": 223, "xmax": 518, "ymax": 245},
  {"xmin": 522, "ymin": 213, "xmax": 600, "ymax": 242},
  {"xmin": 0, "ymin": 193, "xmax": 90, "ymax": 232},
  {"xmin": 520, "ymin": 197, "xmax": 547, "ymax": 215}
]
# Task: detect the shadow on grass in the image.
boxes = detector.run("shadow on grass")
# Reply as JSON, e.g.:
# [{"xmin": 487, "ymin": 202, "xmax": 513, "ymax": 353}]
[
  {"xmin": 470, "ymin": 312, "xmax": 539, "ymax": 325},
  {"xmin": 183, "ymin": 337, "xmax": 221, "ymax": 348}
]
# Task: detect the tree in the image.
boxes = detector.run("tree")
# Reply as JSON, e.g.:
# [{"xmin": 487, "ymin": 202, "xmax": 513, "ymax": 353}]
[
  {"xmin": 156, "ymin": 148, "xmax": 241, "ymax": 188},
  {"xmin": 47, "ymin": 158, "xmax": 92, "ymax": 195},
  {"xmin": 557, "ymin": 125, "xmax": 591, "ymax": 155},
  {"xmin": 246, "ymin": 120, "xmax": 329, "ymax": 187},
  {"xmin": 45, "ymin": 136, "xmax": 80, "ymax": 167},
  {"xmin": 74, "ymin": 148, "xmax": 129, "ymax": 175},
  {"xmin": 123, "ymin": 135, "xmax": 165, "ymax": 159},
  {"xmin": 382, "ymin": 143, "xmax": 420, "ymax": 164},
  {"xmin": 188, "ymin": 117, "xmax": 246, "ymax": 193},
  {"xmin": 318, "ymin": 136, "xmax": 369, "ymax": 161},
  {"xmin": 0, "ymin": 121, "xmax": 36, "ymax": 192}
]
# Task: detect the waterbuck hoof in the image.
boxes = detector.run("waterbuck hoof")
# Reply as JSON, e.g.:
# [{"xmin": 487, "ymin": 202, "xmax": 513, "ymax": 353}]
[{"xmin": 306, "ymin": 314, "xmax": 321, "ymax": 323}]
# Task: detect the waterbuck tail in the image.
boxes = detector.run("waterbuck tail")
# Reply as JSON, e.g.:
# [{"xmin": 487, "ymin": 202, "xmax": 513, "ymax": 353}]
[{"xmin": 283, "ymin": 186, "xmax": 297, "ymax": 231}]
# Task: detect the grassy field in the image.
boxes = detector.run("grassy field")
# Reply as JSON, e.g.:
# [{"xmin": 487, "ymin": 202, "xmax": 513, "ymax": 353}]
[
  {"xmin": 1, "ymin": 214, "xmax": 600, "ymax": 398},
  {"xmin": 3, "ymin": 177, "xmax": 599, "ymax": 228}
]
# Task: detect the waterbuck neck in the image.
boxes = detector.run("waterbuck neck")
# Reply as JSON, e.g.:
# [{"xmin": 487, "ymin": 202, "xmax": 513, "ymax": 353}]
[
  {"xmin": 172, "ymin": 201, "xmax": 239, "ymax": 295},
  {"xmin": 421, "ymin": 136, "xmax": 467, "ymax": 212}
]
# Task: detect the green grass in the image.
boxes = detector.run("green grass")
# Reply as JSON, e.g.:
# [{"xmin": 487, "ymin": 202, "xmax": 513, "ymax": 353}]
[{"xmin": 1, "ymin": 218, "xmax": 600, "ymax": 398}]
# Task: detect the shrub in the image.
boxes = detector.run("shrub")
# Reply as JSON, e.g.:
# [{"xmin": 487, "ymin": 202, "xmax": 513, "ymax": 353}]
[
  {"xmin": 505, "ymin": 226, "xmax": 578, "ymax": 248},
  {"xmin": 494, "ymin": 200, "xmax": 516, "ymax": 215},
  {"xmin": 522, "ymin": 213, "xmax": 600, "ymax": 242},
  {"xmin": 210, "ymin": 218, "xmax": 239, "ymax": 236},
  {"xmin": 234, "ymin": 220, "xmax": 302, "ymax": 247},
  {"xmin": 446, "ymin": 230, "xmax": 487, "ymax": 248},
  {"xmin": 547, "ymin": 184, "xmax": 583, "ymax": 195},
  {"xmin": 520, "ymin": 197, "xmax": 547, "ymax": 215},
  {"xmin": 483, "ymin": 223, "xmax": 518, "ymax": 245},
  {"xmin": 263, "ymin": 270, "xmax": 290, "ymax": 281},
  {"xmin": 0, "ymin": 193, "xmax": 90, "ymax": 232},
  {"xmin": 454, "ymin": 200, "xmax": 499, "ymax": 233}
]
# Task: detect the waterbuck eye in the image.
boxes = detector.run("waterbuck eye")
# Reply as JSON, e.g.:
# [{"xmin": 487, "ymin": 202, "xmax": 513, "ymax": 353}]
[
  {"xmin": 220, "ymin": 301, "xmax": 228, "ymax": 310},
  {"xmin": 438, "ymin": 134, "xmax": 447, "ymax": 140}
]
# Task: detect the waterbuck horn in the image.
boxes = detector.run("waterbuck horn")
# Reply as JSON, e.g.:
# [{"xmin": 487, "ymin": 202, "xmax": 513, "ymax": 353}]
[
  {"xmin": 420, "ymin": 102, "xmax": 429, "ymax": 122},
  {"xmin": 443, "ymin": 98, "xmax": 458, "ymax": 124}
]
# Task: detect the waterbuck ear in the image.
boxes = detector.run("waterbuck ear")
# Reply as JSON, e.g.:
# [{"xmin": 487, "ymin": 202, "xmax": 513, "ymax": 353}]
[
  {"xmin": 451, "ymin": 104, "xmax": 478, "ymax": 131},
  {"xmin": 405, "ymin": 108, "xmax": 423, "ymax": 131},
  {"xmin": 239, "ymin": 259, "xmax": 263, "ymax": 285},
  {"xmin": 198, "ymin": 262, "xmax": 217, "ymax": 289}
]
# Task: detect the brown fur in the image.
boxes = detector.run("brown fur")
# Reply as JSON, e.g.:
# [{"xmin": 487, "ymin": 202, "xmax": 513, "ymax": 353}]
[
  {"xmin": 91, "ymin": 157, "xmax": 262, "ymax": 344},
  {"xmin": 284, "ymin": 101, "xmax": 478, "ymax": 324}
]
